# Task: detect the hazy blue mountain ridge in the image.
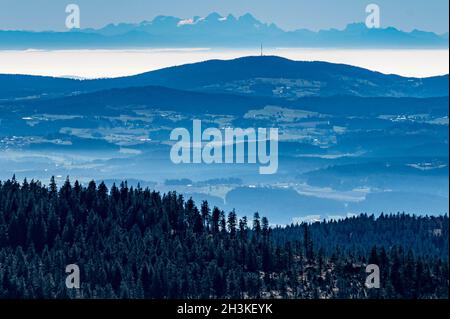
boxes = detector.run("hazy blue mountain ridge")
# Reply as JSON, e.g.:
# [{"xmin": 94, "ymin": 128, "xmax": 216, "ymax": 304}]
[{"xmin": 0, "ymin": 13, "xmax": 448, "ymax": 49}]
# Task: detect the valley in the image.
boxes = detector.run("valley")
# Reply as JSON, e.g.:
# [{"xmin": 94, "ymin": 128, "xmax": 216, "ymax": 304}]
[{"xmin": 0, "ymin": 56, "xmax": 448, "ymax": 224}]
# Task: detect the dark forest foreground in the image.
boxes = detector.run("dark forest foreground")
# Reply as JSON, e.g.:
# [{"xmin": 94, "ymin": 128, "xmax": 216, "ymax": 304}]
[{"xmin": 0, "ymin": 177, "xmax": 448, "ymax": 299}]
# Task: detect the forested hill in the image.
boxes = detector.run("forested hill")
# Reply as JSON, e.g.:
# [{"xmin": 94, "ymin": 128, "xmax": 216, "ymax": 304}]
[
  {"xmin": 272, "ymin": 214, "xmax": 449, "ymax": 258},
  {"xmin": 1, "ymin": 56, "xmax": 448, "ymax": 99},
  {"xmin": 0, "ymin": 177, "xmax": 448, "ymax": 299}
]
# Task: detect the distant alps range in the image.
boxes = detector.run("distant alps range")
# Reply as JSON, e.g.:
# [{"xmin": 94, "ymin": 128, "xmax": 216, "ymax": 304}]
[{"xmin": 0, "ymin": 12, "xmax": 448, "ymax": 49}]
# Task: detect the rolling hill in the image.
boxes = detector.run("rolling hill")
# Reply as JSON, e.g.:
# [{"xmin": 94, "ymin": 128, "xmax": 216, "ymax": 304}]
[
  {"xmin": 1, "ymin": 13, "xmax": 448, "ymax": 49},
  {"xmin": 1, "ymin": 56, "xmax": 448, "ymax": 100}
]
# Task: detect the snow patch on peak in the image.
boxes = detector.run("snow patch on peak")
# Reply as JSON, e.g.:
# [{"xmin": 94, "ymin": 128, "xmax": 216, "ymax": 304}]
[{"xmin": 177, "ymin": 19, "xmax": 195, "ymax": 27}]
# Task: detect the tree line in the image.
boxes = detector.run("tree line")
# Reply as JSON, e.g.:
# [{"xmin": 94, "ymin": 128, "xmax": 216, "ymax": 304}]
[{"xmin": 0, "ymin": 176, "xmax": 448, "ymax": 299}]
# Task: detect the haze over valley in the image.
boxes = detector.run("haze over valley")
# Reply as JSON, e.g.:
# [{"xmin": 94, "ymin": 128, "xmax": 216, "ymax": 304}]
[{"xmin": 1, "ymin": 56, "xmax": 448, "ymax": 224}]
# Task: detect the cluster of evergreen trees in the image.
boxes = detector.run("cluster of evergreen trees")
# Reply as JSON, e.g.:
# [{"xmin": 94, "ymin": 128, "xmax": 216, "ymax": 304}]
[{"xmin": 0, "ymin": 177, "xmax": 448, "ymax": 299}]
